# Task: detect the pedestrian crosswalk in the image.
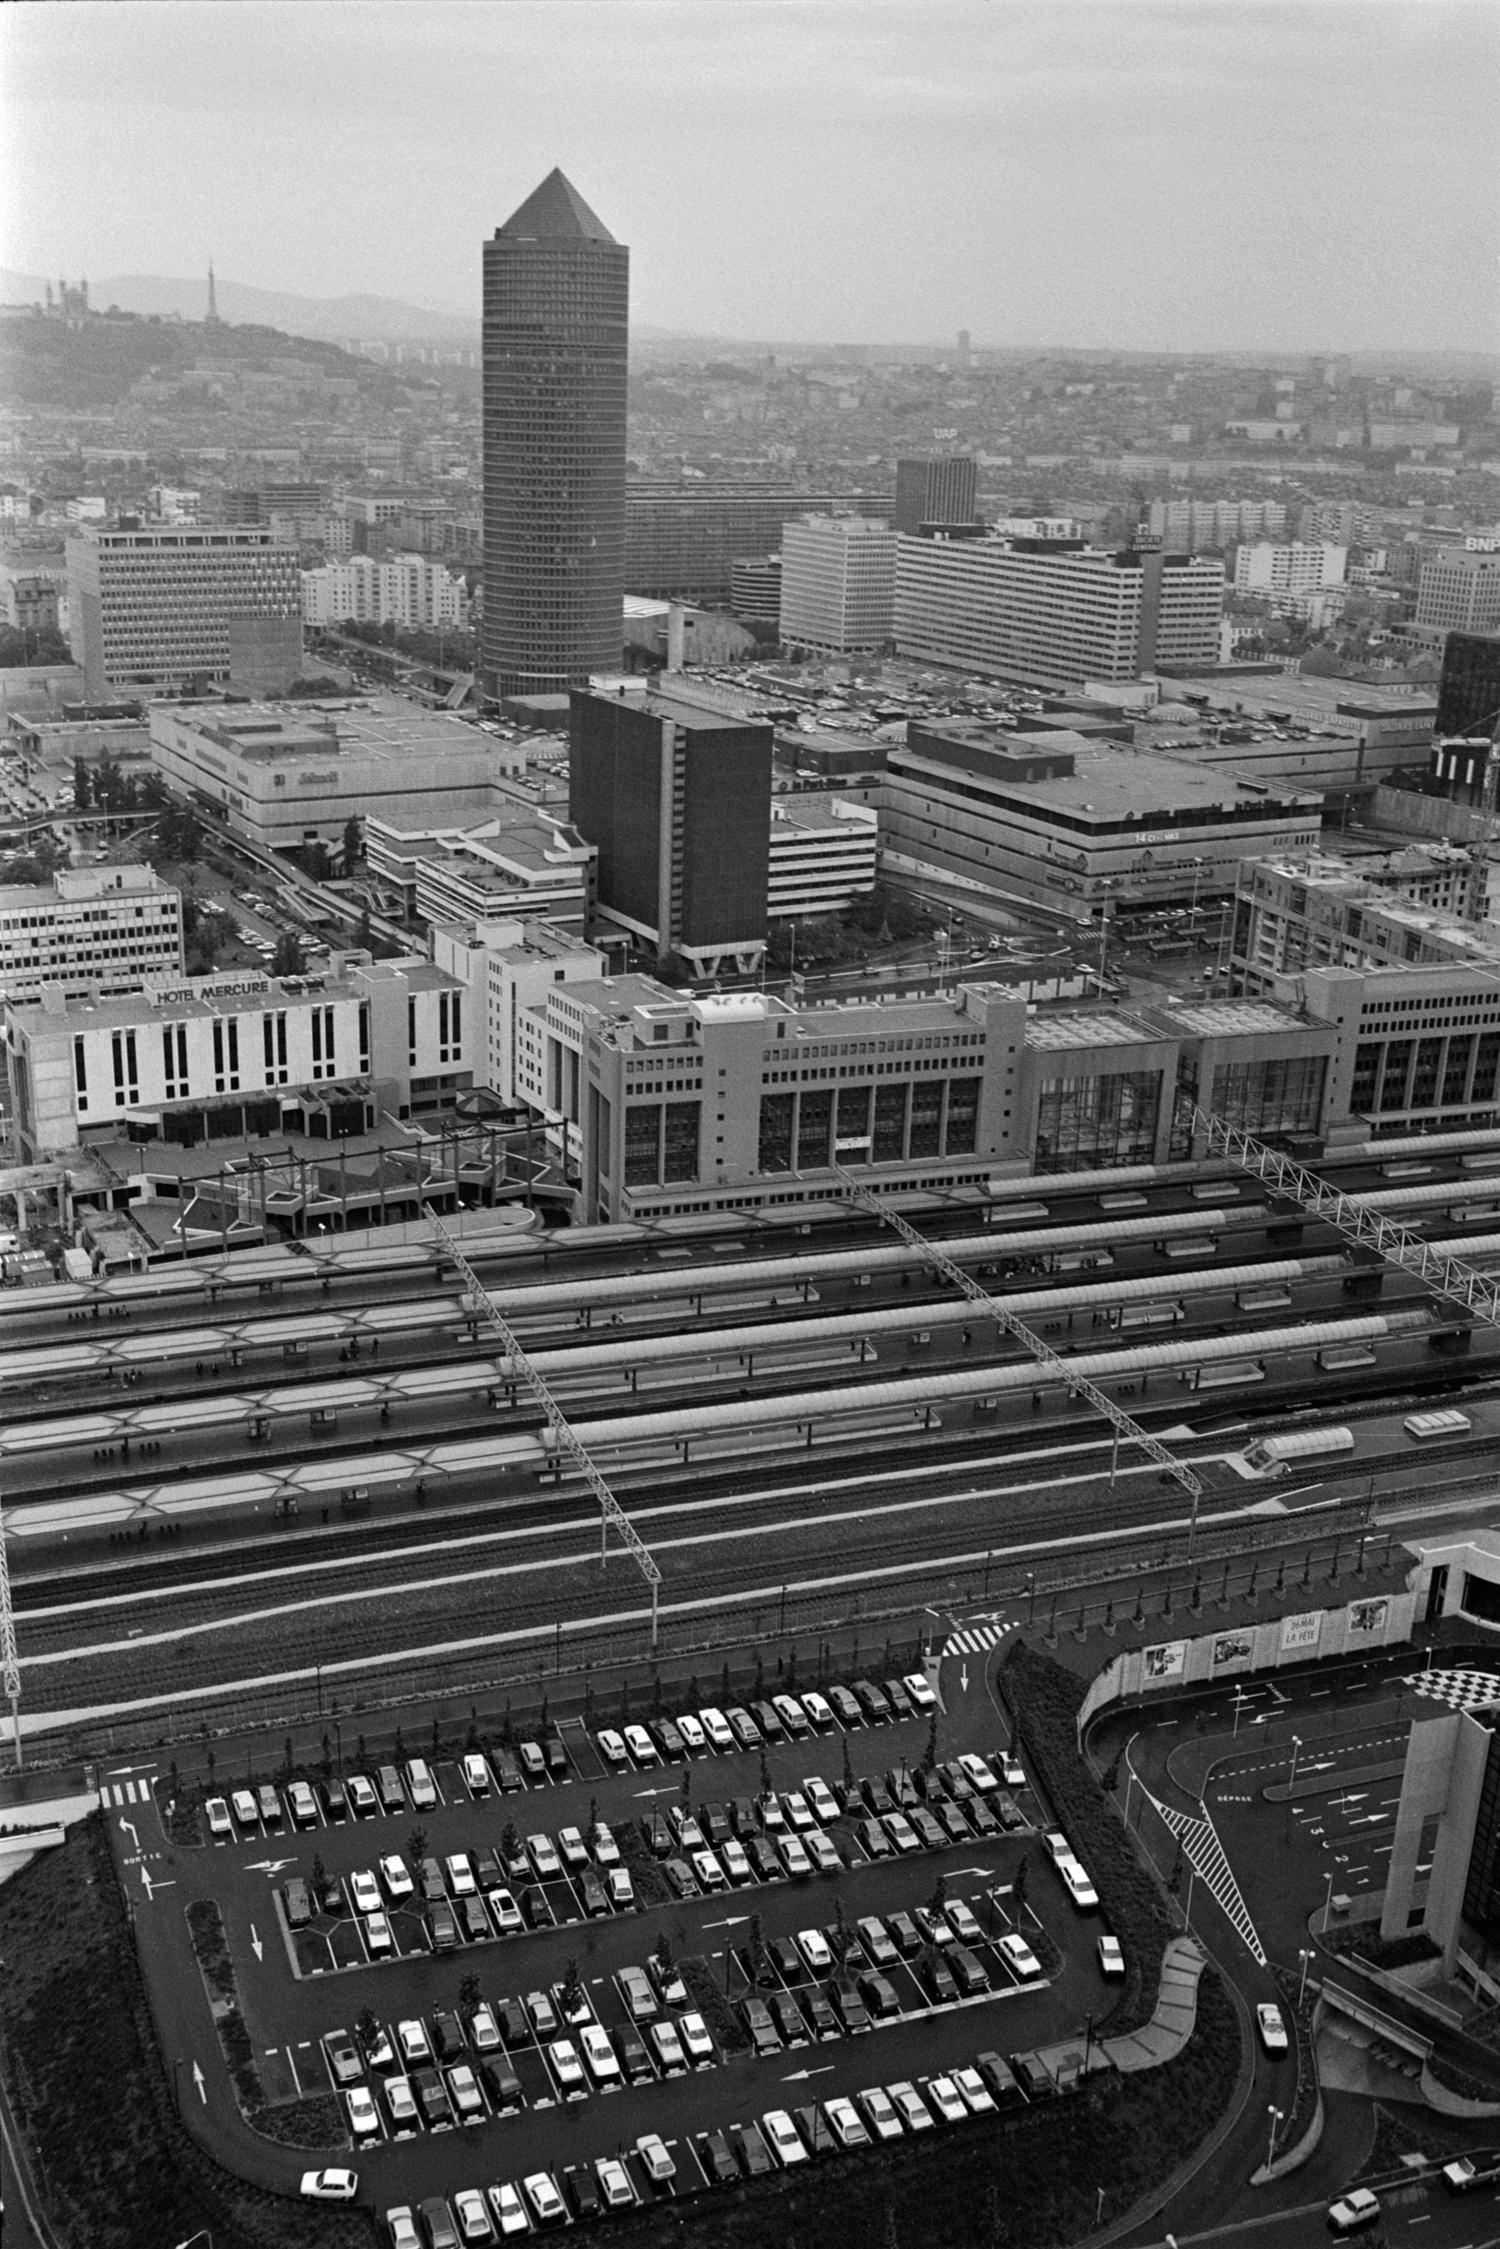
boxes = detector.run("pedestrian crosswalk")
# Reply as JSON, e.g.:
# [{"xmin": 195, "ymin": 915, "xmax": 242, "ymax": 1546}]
[
  {"xmin": 941, "ymin": 1616, "xmax": 1017, "ymax": 1657},
  {"xmin": 1404, "ymin": 1667, "xmax": 1500, "ymax": 1714},
  {"xmin": 100, "ymin": 1774, "xmax": 156, "ymax": 1809},
  {"xmin": 1149, "ymin": 1792, "xmax": 1267, "ymax": 1965}
]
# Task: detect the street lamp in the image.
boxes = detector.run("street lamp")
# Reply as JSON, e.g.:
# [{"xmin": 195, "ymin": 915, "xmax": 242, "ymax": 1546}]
[
  {"xmin": 1288, "ymin": 1733, "xmax": 1303, "ymax": 1796},
  {"xmin": 1322, "ymin": 1866, "xmax": 1335, "ymax": 1934},
  {"xmin": 1231, "ymin": 1686, "xmax": 1252, "ymax": 1737},
  {"xmin": 1265, "ymin": 2104, "xmax": 1283, "ymax": 2170},
  {"xmin": 1298, "ymin": 1946, "xmax": 1315, "ymax": 2007}
]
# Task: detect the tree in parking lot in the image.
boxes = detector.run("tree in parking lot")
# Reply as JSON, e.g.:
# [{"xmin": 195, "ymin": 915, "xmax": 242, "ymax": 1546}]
[
  {"xmin": 747, "ymin": 1912, "xmax": 769, "ymax": 1987},
  {"xmin": 559, "ymin": 1958, "xmax": 585, "ymax": 2017},
  {"xmin": 1012, "ymin": 1856, "xmax": 1028, "ymax": 1909},
  {"xmin": 393, "ymin": 1725, "xmax": 406, "ymax": 1761},
  {"xmin": 653, "ymin": 1932, "xmax": 673, "ymax": 1973},
  {"xmin": 758, "ymin": 1747, "xmax": 771, "ymax": 1798},
  {"xmin": 406, "ymin": 1827, "xmax": 427, "ymax": 1869},
  {"xmin": 501, "ymin": 1820, "xmax": 520, "ymax": 1867},
  {"xmin": 921, "ymin": 1711, "xmax": 939, "ymax": 1774},
  {"xmin": 841, "ymin": 1732, "xmax": 854, "ymax": 1790},
  {"xmin": 312, "ymin": 1853, "xmax": 327, "ymax": 1897},
  {"xmin": 679, "ymin": 1766, "xmax": 692, "ymax": 1809},
  {"xmin": 929, "ymin": 1871, "xmax": 948, "ymax": 1914},
  {"xmin": 459, "ymin": 1972, "xmax": 482, "ymax": 2018},
  {"xmin": 270, "ymin": 930, "xmax": 306, "ymax": 978},
  {"xmin": 356, "ymin": 2006, "xmax": 380, "ymax": 2053}
]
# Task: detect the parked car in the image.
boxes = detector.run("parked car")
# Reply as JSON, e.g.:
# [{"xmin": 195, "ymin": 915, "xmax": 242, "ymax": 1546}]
[
  {"xmin": 889, "ymin": 2079, "xmax": 935, "ymax": 2131},
  {"xmin": 824, "ymin": 2093, "xmax": 871, "ymax": 2148},
  {"xmin": 997, "ymin": 1933, "xmax": 1043, "ymax": 1981},
  {"xmin": 761, "ymin": 2108, "xmax": 809, "ymax": 2167}
]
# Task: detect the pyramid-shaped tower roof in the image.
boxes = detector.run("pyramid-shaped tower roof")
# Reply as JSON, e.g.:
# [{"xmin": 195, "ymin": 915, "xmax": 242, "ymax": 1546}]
[{"xmin": 495, "ymin": 169, "xmax": 617, "ymax": 245}]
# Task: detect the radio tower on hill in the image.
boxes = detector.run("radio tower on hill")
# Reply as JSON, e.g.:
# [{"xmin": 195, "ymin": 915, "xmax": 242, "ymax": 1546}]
[{"xmin": 206, "ymin": 259, "xmax": 220, "ymax": 325}]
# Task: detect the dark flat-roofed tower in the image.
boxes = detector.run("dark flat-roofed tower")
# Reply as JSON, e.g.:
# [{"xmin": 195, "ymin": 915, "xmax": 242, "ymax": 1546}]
[{"xmin": 482, "ymin": 168, "xmax": 628, "ymax": 701}]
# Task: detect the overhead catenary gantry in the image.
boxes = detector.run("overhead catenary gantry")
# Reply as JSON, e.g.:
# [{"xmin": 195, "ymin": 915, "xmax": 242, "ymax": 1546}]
[
  {"xmin": 426, "ymin": 1210, "xmax": 663, "ymax": 1647},
  {"xmin": 831, "ymin": 1164, "xmax": 1205, "ymax": 1550}
]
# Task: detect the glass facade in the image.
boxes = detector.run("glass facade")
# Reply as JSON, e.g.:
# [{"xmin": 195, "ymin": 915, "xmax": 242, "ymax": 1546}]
[
  {"xmin": 1034, "ymin": 1068, "xmax": 1161, "ymax": 1173},
  {"xmin": 623, "ymin": 1099, "xmax": 701, "ymax": 1187},
  {"xmin": 756, "ymin": 1075, "xmax": 983, "ymax": 1175},
  {"xmin": 1210, "ymin": 1054, "xmax": 1327, "ymax": 1138}
]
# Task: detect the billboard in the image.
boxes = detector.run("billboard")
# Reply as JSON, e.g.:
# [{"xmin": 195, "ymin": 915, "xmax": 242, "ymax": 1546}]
[
  {"xmin": 1347, "ymin": 1596, "xmax": 1390, "ymax": 1638},
  {"xmin": 1211, "ymin": 1630, "xmax": 1255, "ymax": 1673},
  {"xmin": 1143, "ymin": 1640, "xmax": 1187, "ymax": 1681},
  {"xmin": 1281, "ymin": 1611, "xmax": 1323, "ymax": 1653}
]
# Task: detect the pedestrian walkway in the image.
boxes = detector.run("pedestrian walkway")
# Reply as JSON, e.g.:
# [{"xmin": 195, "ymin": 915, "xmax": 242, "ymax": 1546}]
[
  {"xmin": 1405, "ymin": 1666, "xmax": 1500, "ymax": 1714},
  {"xmin": 99, "ymin": 1774, "xmax": 155, "ymax": 1810},
  {"xmin": 1102, "ymin": 1936, "xmax": 1210, "ymax": 2072},
  {"xmin": 941, "ymin": 1614, "xmax": 1017, "ymax": 1657},
  {"xmin": 1149, "ymin": 1793, "xmax": 1268, "ymax": 1966}
]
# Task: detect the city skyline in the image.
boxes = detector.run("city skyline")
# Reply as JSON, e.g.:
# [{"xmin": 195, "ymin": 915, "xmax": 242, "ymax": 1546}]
[{"xmin": 2, "ymin": 0, "xmax": 1495, "ymax": 355}]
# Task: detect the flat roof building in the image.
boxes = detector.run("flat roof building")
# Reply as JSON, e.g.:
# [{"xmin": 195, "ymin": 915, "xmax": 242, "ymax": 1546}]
[
  {"xmin": 482, "ymin": 170, "xmax": 628, "ymax": 699},
  {"xmin": 878, "ymin": 720, "xmax": 1319, "ymax": 918},
  {"xmin": 0, "ymin": 862, "xmax": 183, "ymax": 1007},
  {"xmin": 625, "ymin": 489, "xmax": 885, "ymax": 603},
  {"xmin": 149, "ymin": 695, "xmax": 527, "ymax": 852},
  {"xmin": 894, "ymin": 536, "xmax": 1223, "ymax": 689},
  {"xmin": 1416, "ymin": 546, "xmax": 1500, "ymax": 637},
  {"xmin": 365, "ymin": 803, "xmax": 595, "ymax": 935},
  {"xmin": 779, "ymin": 516, "xmax": 898, "ymax": 656},
  {"xmin": 894, "ymin": 457, "xmax": 977, "ymax": 537},
  {"xmin": 302, "ymin": 553, "xmax": 463, "ymax": 631},
  {"xmin": 569, "ymin": 686, "xmax": 773, "ymax": 976},
  {"xmin": 1436, "ymin": 633, "xmax": 1500, "ymax": 741},
  {"xmin": 66, "ymin": 524, "xmax": 301, "ymax": 701},
  {"xmin": 766, "ymin": 794, "xmax": 877, "ymax": 921}
]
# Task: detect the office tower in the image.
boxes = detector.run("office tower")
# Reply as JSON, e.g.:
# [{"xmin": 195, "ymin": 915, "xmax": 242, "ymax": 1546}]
[
  {"xmin": 568, "ymin": 687, "xmax": 772, "ymax": 976},
  {"xmin": 1436, "ymin": 634, "xmax": 1500, "ymax": 741},
  {"xmin": 1416, "ymin": 548, "xmax": 1500, "ymax": 637},
  {"xmin": 66, "ymin": 525, "xmax": 302, "ymax": 700},
  {"xmin": 625, "ymin": 487, "xmax": 884, "ymax": 602},
  {"xmin": 778, "ymin": 516, "xmax": 898, "ymax": 654},
  {"xmin": 893, "ymin": 456, "xmax": 977, "ymax": 536},
  {"xmin": 481, "ymin": 169, "xmax": 628, "ymax": 700}
]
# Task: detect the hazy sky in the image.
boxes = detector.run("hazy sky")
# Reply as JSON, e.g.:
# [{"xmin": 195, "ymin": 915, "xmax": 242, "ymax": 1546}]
[{"xmin": 3, "ymin": 0, "xmax": 1496, "ymax": 351}]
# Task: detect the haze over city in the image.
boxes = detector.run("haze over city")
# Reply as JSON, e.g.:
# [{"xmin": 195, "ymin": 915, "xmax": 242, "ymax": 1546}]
[{"xmin": 2, "ymin": 0, "xmax": 1496, "ymax": 352}]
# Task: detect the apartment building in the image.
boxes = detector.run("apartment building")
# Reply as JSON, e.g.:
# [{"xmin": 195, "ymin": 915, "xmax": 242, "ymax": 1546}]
[
  {"xmin": 778, "ymin": 517, "xmax": 898, "ymax": 655},
  {"xmin": 1148, "ymin": 498, "xmax": 1288, "ymax": 550},
  {"xmin": 66, "ymin": 524, "xmax": 302, "ymax": 699},
  {"xmin": 301, "ymin": 553, "xmax": 464, "ymax": 630},
  {"xmin": 0, "ymin": 863, "xmax": 183, "ymax": 1006},
  {"xmin": 1416, "ymin": 547, "xmax": 1500, "ymax": 637}
]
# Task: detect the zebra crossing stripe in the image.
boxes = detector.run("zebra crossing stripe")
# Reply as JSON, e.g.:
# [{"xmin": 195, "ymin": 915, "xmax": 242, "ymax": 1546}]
[
  {"xmin": 941, "ymin": 1618, "xmax": 1017, "ymax": 1657},
  {"xmin": 1150, "ymin": 1793, "xmax": 1267, "ymax": 1965}
]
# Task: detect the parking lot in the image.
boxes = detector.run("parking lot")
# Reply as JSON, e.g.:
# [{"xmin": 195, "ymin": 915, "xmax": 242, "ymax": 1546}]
[{"xmin": 148, "ymin": 1678, "xmax": 1121, "ymax": 2236}]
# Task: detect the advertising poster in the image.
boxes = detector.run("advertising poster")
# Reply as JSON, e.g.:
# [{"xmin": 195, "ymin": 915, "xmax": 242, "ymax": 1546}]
[
  {"xmin": 1211, "ymin": 1630, "xmax": 1255, "ymax": 1673},
  {"xmin": 1347, "ymin": 1596, "xmax": 1390, "ymax": 1638},
  {"xmin": 1143, "ymin": 1640, "xmax": 1186, "ymax": 1681},
  {"xmin": 1280, "ymin": 1610, "xmax": 1323, "ymax": 1653}
]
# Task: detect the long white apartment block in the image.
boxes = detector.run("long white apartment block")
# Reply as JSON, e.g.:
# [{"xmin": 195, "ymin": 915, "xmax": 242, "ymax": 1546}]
[
  {"xmin": 0, "ymin": 864, "xmax": 183, "ymax": 1007},
  {"xmin": 302, "ymin": 552, "xmax": 465, "ymax": 630}
]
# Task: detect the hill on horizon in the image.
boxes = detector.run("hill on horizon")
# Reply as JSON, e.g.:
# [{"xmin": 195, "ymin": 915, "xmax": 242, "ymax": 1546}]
[{"xmin": 0, "ymin": 268, "xmax": 478, "ymax": 346}]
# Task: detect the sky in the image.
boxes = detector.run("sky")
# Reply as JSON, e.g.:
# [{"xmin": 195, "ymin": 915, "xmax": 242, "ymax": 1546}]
[{"xmin": 2, "ymin": 0, "xmax": 1496, "ymax": 353}]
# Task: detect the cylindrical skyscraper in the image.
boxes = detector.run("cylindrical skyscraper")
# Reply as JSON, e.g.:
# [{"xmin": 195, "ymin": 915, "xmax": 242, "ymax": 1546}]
[{"xmin": 482, "ymin": 169, "xmax": 628, "ymax": 701}]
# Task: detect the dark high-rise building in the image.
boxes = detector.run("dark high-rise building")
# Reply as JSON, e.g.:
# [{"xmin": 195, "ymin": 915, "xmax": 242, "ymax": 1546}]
[
  {"xmin": 1436, "ymin": 632, "xmax": 1500, "ymax": 741},
  {"xmin": 569, "ymin": 688, "xmax": 772, "ymax": 977},
  {"xmin": 894, "ymin": 455, "xmax": 978, "ymax": 537},
  {"xmin": 482, "ymin": 170, "xmax": 628, "ymax": 701}
]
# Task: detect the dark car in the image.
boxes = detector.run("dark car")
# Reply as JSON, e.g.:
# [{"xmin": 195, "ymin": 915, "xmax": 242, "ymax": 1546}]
[
  {"xmin": 938, "ymin": 1760, "xmax": 975, "ymax": 1802},
  {"xmin": 911, "ymin": 1808, "xmax": 945, "ymax": 1851},
  {"xmin": 969, "ymin": 1797, "xmax": 1001, "ymax": 1839},
  {"xmin": 748, "ymin": 1836, "xmax": 781, "ymax": 1883},
  {"xmin": 803, "ymin": 1987, "xmax": 839, "ymax": 2040},
  {"xmin": 495, "ymin": 1752, "xmax": 524, "ymax": 1792},
  {"xmin": 457, "ymin": 1894, "xmax": 489, "ymax": 1943},
  {"xmin": 663, "ymin": 1857, "xmax": 698, "ymax": 1900},
  {"xmin": 884, "ymin": 1680, "xmax": 913, "ymax": 1718},
  {"xmin": 852, "ymin": 1679, "xmax": 890, "ymax": 1723},
  {"xmin": 641, "ymin": 1809, "xmax": 673, "ymax": 1857},
  {"xmin": 376, "ymin": 1765, "xmax": 405, "ymax": 1815},
  {"xmin": 322, "ymin": 1777, "xmax": 348, "ymax": 1822},
  {"xmin": 616, "ymin": 2024, "xmax": 653, "ymax": 2082},
  {"xmin": 887, "ymin": 1910, "xmax": 923, "ymax": 1957},
  {"xmin": 566, "ymin": 2168, "xmax": 602, "ymax": 2221},
  {"xmin": 835, "ymin": 1777, "xmax": 865, "ymax": 1817},
  {"xmin": 428, "ymin": 1900, "xmax": 459, "ymax": 1950},
  {"xmin": 769, "ymin": 1936, "xmax": 802, "ymax": 1982},
  {"xmin": 935, "ymin": 1799, "xmax": 971, "ymax": 1844},
  {"xmin": 769, "ymin": 1990, "xmax": 807, "ymax": 2045},
  {"xmin": 651, "ymin": 1719, "xmax": 685, "ymax": 1762},
  {"xmin": 977, "ymin": 2049, "xmax": 1022, "ymax": 2104},
  {"xmin": 856, "ymin": 1817, "xmax": 893, "ymax": 1861},
  {"xmin": 828, "ymin": 1686, "xmax": 862, "ymax": 1727},
  {"xmin": 829, "ymin": 1979, "xmax": 870, "ymax": 2034},
  {"xmin": 749, "ymin": 1700, "xmax": 785, "ymax": 1743},
  {"xmin": 433, "ymin": 2010, "xmax": 466, "ymax": 2063},
  {"xmin": 479, "ymin": 2055, "xmax": 523, "ymax": 2110},
  {"xmin": 922, "ymin": 1953, "xmax": 959, "ymax": 2004},
  {"xmin": 498, "ymin": 1997, "xmax": 530, "ymax": 2047},
  {"xmin": 316, "ymin": 1872, "xmax": 344, "ymax": 1915},
  {"xmin": 993, "ymin": 1791, "xmax": 1024, "ymax": 1830},
  {"xmin": 743, "ymin": 1998, "xmax": 780, "ymax": 2055},
  {"xmin": 859, "ymin": 1971, "xmax": 901, "ymax": 2020},
  {"xmin": 911, "ymin": 1765, "xmax": 944, "ymax": 1802},
  {"xmin": 951, "ymin": 1945, "xmax": 988, "ymax": 1996},
  {"xmin": 888, "ymin": 1767, "xmax": 919, "ymax": 1809},
  {"xmin": 861, "ymin": 1777, "xmax": 895, "ymax": 1818},
  {"xmin": 729, "ymin": 1796, "xmax": 759, "ymax": 1838},
  {"xmin": 700, "ymin": 2129, "xmax": 739, "ymax": 2185},
  {"xmin": 413, "ymin": 2066, "xmax": 453, "ymax": 2129},
  {"xmin": 736, "ymin": 2123, "xmax": 774, "ymax": 2176},
  {"xmin": 579, "ymin": 1869, "xmax": 609, "ymax": 1917},
  {"xmin": 701, "ymin": 1800, "xmax": 731, "ymax": 1845},
  {"xmin": 473, "ymin": 1845, "xmax": 505, "ymax": 1887},
  {"xmin": 520, "ymin": 1883, "xmax": 552, "ymax": 1929},
  {"xmin": 543, "ymin": 1735, "xmax": 569, "ymax": 1779},
  {"xmin": 420, "ymin": 1856, "xmax": 447, "ymax": 1904}
]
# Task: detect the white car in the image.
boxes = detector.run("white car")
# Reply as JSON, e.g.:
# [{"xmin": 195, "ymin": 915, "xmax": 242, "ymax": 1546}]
[
  {"xmin": 721, "ymin": 1839, "xmax": 752, "ymax": 1884},
  {"xmin": 806, "ymin": 1827, "xmax": 841, "ymax": 1874},
  {"xmin": 1327, "ymin": 2188, "xmax": 1381, "ymax": 2235},
  {"xmin": 1001, "ymin": 1749, "xmax": 1026, "ymax": 1788},
  {"xmin": 926, "ymin": 2075, "xmax": 968, "ymax": 2125},
  {"xmin": 761, "ymin": 2108, "xmax": 809, "ymax": 2166},
  {"xmin": 488, "ymin": 2184, "xmax": 529, "ymax": 2238},
  {"xmin": 385, "ymin": 2208, "xmax": 421, "ymax": 2249},
  {"xmin": 1058, "ymin": 1855, "xmax": 1099, "ymax": 1910},
  {"xmin": 623, "ymin": 1724, "xmax": 659, "ymax": 1766},
  {"xmin": 903, "ymin": 1672, "xmax": 939, "ymax": 1711},
  {"xmin": 596, "ymin": 1728, "xmax": 630, "ymax": 1769},
  {"xmin": 801, "ymin": 1692, "xmax": 836, "ymax": 1731},
  {"xmin": 1257, "ymin": 2001, "xmax": 1289, "ymax": 2054},
  {"xmin": 592, "ymin": 1820, "xmax": 620, "ymax": 1865},
  {"xmin": 783, "ymin": 1790, "xmax": 815, "ymax": 1832},
  {"xmin": 804, "ymin": 1777, "xmax": 839, "ymax": 1824},
  {"xmin": 447, "ymin": 2062, "xmax": 484, "ymax": 2121},
  {"xmin": 997, "ymin": 1933, "xmax": 1043, "ymax": 1980},
  {"xmin": 487, "ymin": 1887, "xmax": 523, "ymax": 1935},
  {"xmin": 288, "ymin": 1780, "xmax": 319, "ymax": 1826},
  {"xmin": 346, "ymin": 2084, "xmax": 380, "ymax": 2136},
  {"xmin": 523, "ymin": 2175, "xmax": 566, "ymax": 2226},
  {"xmin": 347, "ymin": 1868, "xmax": 381, "ymax": 1915},
  {"xmin": 469, "ymin": 2002, "xmax": 501, "ymax": 2050},
  {"xmin": 859, "ymin": 2086, "xmax": 903, "ymax": 2142},
  {"xmin": 595, "ymin": 2156, "xmax": 636, "ymax": 2209},
  {"xmin": 699, "ymin": 1708, "xmax": 735, "ymax": 1751},
  {"xmin": 952, "ymin": 2065, "xmax": 995, "ymax": 2114},
  {"xmin": 364, "ymin": 1910, "xmax": 394, "ymax": 1956},
  {"xmin": 547, "ymin": 2037, "xmax": 586, "ymax": 2095},
  {"xmin": 461, "ymin": 1752, "xmax": 492, "ymax": 1796},
  {"xmin": 889, "ymin": 2079, "xmax": 935, "ymax": 2132},
  {"xmin": 300, "ymin": 2168, "xmax": 358, "ymax": 2201},
  {"xmin": 946, "ymin": 1900, "xmax": 983, "ymax": 1945},
  {"xmin": 206, "ymin": 1797, "xmax": 233, "ymax": 1838},
  {"xmin": 527, "ymin": 1834, "xmax": 561, "ymax": 1880},
  {"xmin": 580, "ymin": 2024, "xmax": 620, "ymax": 2084},
  {"xmin": 676, "ymin": 1713, "xmax": 707, "ymax": 1754},
  {"xmin": 452, "ymin": 2188, "xmax": 495, "ymax": 2244},
  {"xmin": 824, "ymin": 2094, "xmax": 871, "ymax": 2148},
  {"xmin": 692, "ymin": 1847, "xmax": 727, "ymax": 1891},
  {"xmin": 446, "ymin": 1851, "xmax": 477, "ymax": 1896},
  {"xmin": 396, "ymin": 2018, "xmax": 431, "ymax": 2066},
  {"xmin": 607, "ymin": 1867, "xmax": 635, "ymax": 1909},
  {"xmin": 636, "ymin": 2134, "xmax": 676, "ymax": 2184},
  {"xmin": 779, "ymin": 1832, "xmax": 813, "ymax": 1878},
  {"xmin": 379, "ymin": 1852, "xmax": 413, "ymax": 1901},
  {"xmin": 231, "ymin": 1788, "xmax": 259, "ymax": 1828},
  {"xmin": 797, "ymin": 1927, "xmax": 833, "ymax": 1974},
  {"xmin": 556, "ymin": 1825, "xmax": 589, "ymax": 1870},
  {"xmin": 679, "ymin": 2010, "xmax": 714, "ymax": 2064},
  {"xmin": 957, "ymin": 1752, "xmax": 999, "ymax": 1792},
  {"xmin": 1098, "ymin": 1934, "xmax": 1126, "ymax": 1978}
]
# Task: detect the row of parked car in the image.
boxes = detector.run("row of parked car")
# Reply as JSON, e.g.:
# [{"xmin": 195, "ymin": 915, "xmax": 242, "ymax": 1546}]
[
  {"xmin": 285, "ymin": 1820, "xmax": 637, "ymax": 1952},
  {"xmin": 211, "ymin": 1741, "xmax": 572, "ymax": 1842},
  {"xmin": 594, "ymin": 1676, "xmax": 939, "ymax": 1772}
]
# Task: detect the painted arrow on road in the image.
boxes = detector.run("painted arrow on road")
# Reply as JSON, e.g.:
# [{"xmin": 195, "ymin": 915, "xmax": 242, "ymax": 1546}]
[
  {"xmin": 118, "ymin": 1817, "xmax": 138, "ymax": 1850},
  {"xmin": 960, "ymin": 1664, "xmax": 970, "ymax": 1693},
  {"xmin": 701, "ymin": 1916, "xmax": 749, "ymax": 1931},
  {"xmin": 782, "ymin": 2066, "xmax": 835, "ymax": 2083},
  {"xmin": 249, "ymin": 1924, "xmax": 264, "ymax": 1963},
  {"xmin": 948, "ymin": 1865, "xmax": 1001, "ymax": 1880},
  {"xmin": 105, "ymin": 1763, "xmax": 155, "ymax": 1778},
  {"xmin": 244, "ymin": 1858, "xmax": 296, "ymax": 1876},
  {"xmin": 631, "ymin": 1786, "xmax": 675, "ymax": 1799},
  {"xmin": 192, "ymin": 2061, "xmax": 206, "ymax": 2104}
]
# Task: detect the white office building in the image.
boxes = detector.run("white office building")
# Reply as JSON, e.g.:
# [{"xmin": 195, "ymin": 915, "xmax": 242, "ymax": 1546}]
[
  {"xmin": 430, "ymin": 917, "xmax": 605, "ymax": 1122},
  {"xmin": 366, "ymin": 807, "xmax": 595, "ymax": 936},
  {"xmin": 1233, "ymin": 542, "xmax": 1348, "ymax": 596},
  {"xmin": 766, "ymin": 795, "xmax": 877, "ymax": 921},
  {"xmin": 778, "ymin": 516, "xmax": 898, "ymax": 654},
  {"xmin": 301, "ymin": 553, "xmax": 465, "ymax": 631},
  {"xmin": 0, "ymin": 864, "xmax": 183, "ymax": 1007}
]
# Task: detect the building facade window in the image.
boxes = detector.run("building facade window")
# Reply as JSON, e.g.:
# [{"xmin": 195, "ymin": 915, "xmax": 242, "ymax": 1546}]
[
  {"xmin": 73, "ymin": 1034, "xmax": 88, "ymax": 1113},
  {"xmin": 1034, "ymin": 1067, "xmax": 1161, "ymax": 1173},
  {"xmin": 262, "ymin": 1010, "xmax": 288, "ymax": 1086}
]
